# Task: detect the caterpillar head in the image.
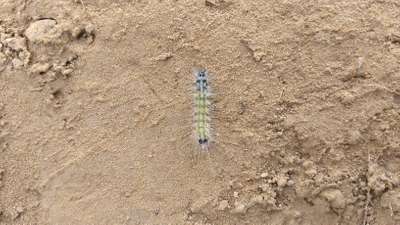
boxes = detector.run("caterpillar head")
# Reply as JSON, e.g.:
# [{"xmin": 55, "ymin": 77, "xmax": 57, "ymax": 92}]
[{"xmin": 193, "ymin": 68, "xmax": 208, "ymax": 79}]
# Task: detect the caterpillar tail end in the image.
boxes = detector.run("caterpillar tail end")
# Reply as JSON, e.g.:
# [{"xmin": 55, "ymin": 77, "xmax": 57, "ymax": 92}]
[{"xmin": 199, "ymin": 139, "xmax": 209, "ymax": 151}]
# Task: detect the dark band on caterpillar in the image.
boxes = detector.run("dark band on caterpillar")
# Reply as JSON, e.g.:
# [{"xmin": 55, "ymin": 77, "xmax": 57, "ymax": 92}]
[{"xmin": 198, "ymin": 139, "xmax": 208, "ymax": 144}]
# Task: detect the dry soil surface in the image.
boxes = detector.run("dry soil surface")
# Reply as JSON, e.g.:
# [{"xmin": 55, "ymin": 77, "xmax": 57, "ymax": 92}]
[{"xmin": 1, "ymin": 0, "xmax": 400, "ymax": 225}]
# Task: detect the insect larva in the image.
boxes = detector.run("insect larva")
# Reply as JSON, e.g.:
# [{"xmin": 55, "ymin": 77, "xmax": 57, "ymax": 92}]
[{"xmin": 194, "ymin": 68, "xmax": 211, "ymax": 150}]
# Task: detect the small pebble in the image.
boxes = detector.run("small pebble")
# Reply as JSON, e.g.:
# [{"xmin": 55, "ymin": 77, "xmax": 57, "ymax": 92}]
[
  {"xmin": 259, "ymin": 184, "xmax": 269, "ymax": 192},
  {"xmin": 11, "ymin": 58, "xmax": 23, "ymax": 69},
  {"xmin": 287, "ymin": 179, "xmax": 295, "ymax": 186},
  {"xmin": 16, "ymin": 206, "xmax": 24, "ymax": 214},
  {"xmin": 231, "ymin": 202, "xmax": 247, "ymax": 214},
  {"xmin": 0, "ymin": 120, "xmax": 6, "ymax": 127},
  {"xmin": 153, "ymin": 52, "xmax": 172, "ymax": 61},
  {"xmin": 217, "ymin": 200, "xmax": 229, "ymax": 211},
  {"xmin": 205, "ymin": 0, "xmax": 218, "ymax": 6},
  {"xmin": 347, "ymin": 130, "xmax": 363, "ymax": 145},
  {"xmin": 0, "ymin": 52, "xmax": 6, "ymax": 66},
  {"xmin": 30, "ymin": 62, "xmax": 51, "ymax": 75},
  {"xmin": 249, "ymin": 195, "xmax": 264, "ymax": 206},
  {"xmin": 305, "ymin": 168, "xmax": 317, "ymax": 178},
  {"xmin": 260, "ymin": 172, "xmax": 268, "ymax": 178},
  {"xmin": 85, "ymin": 24, "xmax": 95, "ymax": 35},
  {"xmin": 61, "ymin": 68, "xmax": 74, "ymax": 76},
  {"xmin": 277, "ymin": 174, "xmax": 288, "ymax": 187},
  {"xmin": 302, "ymin": 160, "xmax": 314, "ymax": 169},
  {"xmin": 72, "ymin": 26, "xmax": 84, "ymax": 39}
]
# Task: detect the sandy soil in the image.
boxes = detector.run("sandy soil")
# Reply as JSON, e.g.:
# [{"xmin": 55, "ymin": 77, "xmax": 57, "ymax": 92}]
[{"xmin": 1, "ymin": 0, "xmax": 400, "ymax": 225}]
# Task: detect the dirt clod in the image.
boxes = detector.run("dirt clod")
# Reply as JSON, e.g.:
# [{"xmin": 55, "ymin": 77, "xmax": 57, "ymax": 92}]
[
  {"xmin": 25, "ymin": 19, "xmax": 57, "ymax": 43},
  {"xmin": 380, "ymin": 188, "xmax": 400, "ymax": 219},
  {"xmin": 320, "ymin": 189, "xmax": 346, "ymax": 212},
  {"xmin": 3, "ymin": 37, "xmax": 26, "ymax": 52}
]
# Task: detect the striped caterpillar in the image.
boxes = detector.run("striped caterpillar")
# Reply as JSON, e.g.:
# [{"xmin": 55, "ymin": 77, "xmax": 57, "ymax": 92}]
[{"xmin": 193, "ymin": 68, "xmax": 211, "ymax": 150}]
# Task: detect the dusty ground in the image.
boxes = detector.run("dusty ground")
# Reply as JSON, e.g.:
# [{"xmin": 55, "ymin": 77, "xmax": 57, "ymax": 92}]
[{"xmin": 1, "ymin": 0, "xmax": 400, "ymax": 225}]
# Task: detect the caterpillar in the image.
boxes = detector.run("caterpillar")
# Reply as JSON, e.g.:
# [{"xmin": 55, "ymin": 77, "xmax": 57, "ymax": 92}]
[{"xmin": 194, "ymin": 68, "xmax": 211, "ymax": 150}]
